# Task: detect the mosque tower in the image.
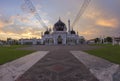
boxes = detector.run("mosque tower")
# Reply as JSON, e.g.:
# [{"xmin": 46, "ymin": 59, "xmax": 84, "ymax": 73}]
[{"xmin": 68, "ymin": 19, "xmax": 71, "ymax": 33}]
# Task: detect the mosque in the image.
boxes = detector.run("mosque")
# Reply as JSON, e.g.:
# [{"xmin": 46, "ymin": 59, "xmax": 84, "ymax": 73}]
[
  {"xmin": 19, "ymin": 18, "xmax": 85, "ymax": 45},
  {"xmin": 41, "ymin": 18, "xmax": 84, "ymax": 45}
]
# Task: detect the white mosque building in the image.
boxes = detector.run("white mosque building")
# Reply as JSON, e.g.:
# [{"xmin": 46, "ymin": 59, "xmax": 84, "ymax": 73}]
[{"xmin": 19, "ymin": 19, "xmax": 85, "ymax": 45}]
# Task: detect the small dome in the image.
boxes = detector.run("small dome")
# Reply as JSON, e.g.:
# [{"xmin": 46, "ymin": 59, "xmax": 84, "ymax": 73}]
[
  {"xmin": 44, "ymin": 31, "xmax": 49, "ymax": 35},
  {"xmin": 71, "ymin": 30, "xmax": 76, "ymax": 34},
  {"xmin": 53, "ymin": 19, "xmax": 67, "ymax": 31}
]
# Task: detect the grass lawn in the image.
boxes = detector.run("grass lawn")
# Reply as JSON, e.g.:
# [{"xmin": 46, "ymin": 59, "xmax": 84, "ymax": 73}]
[
  {"xmin": 0, "ymin": 45, "xmax": 34, "ymax": 65},
  {"xmin": 85, "ymin": 44, "xmax": 120, "ymax": 64}
]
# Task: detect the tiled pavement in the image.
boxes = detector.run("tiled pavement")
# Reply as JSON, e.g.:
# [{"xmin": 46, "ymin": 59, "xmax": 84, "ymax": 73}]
[
  {"xmin": 71, "ymin": 51, "xmax": 119, "ymax": 81},
  {"xmin": 16, "ymin": 47, "xmax": 99, "ymax": 81},
  {"xmin": 0, "ymin": 51, "xmax": 48, "ymax": 81}
]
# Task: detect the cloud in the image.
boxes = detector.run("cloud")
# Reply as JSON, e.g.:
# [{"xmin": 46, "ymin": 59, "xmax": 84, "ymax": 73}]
[
  {"xmin": 0, "ymin": 19, "xmax": 13, "ymax": 28},
  {"xmin": 0, "ymin": 31, "xmax": 21, "ymax": 39},
  {"xmin": 0, "ymin": 4, "xmax": 51, "ymax": 40},
  {"xmin": 0, "ymin": 27, "xmax": 42, "ymax": 40},
  {"xmin": 0, "ymin": 21, "xmax": 5, "ymax": 28},
  {"xmin": 83, "ymin": 10, "xmax": 101, "ymax": 20},
  {"xmin": 0, "ymin": 14, "xmax": 45, "ymax": 40},
  {"xmin": 0, "ymin": 15, "xmax": 16, "ymax": 29},
  {"xmin": 96, "ymin": 18, "xmax": 118, "ymax": 28},
  {"xmin": 76, "ymin": 5, "xmax": 119, "ymax": 39},
  {"xmin": 82, "ymin": 6, "xmax": 119, "ymax": 28},
  {"xmin": 79, "ymin": 28, "xmax": 100, "ymax": 39}
]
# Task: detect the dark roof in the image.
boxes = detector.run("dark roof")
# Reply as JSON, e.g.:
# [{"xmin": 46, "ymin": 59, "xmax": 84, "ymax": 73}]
[
  {"xmin": 54, "ymin": 19, "xmax": 65, "ymax": 27},
  {"xmin": 71, "ymin": 30, "xmax": 76, "ymax": 34},
  {"xmin": 44, "ymin": 31, "xmax": 49, "ymax": 35},
  {"xmin": 54, "ymin": 19, "xmax": 66, "ymax": 31}
]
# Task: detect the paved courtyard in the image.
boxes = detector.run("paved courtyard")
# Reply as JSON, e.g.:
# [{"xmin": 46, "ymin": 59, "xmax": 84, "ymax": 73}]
[
  {"xmin": 18, "ymin": 44, "xmax": 100, "ymax": 51},
  {"xmin": 16, "ymin": 45, "xmax": 99, "ymax": 81},
  {"xmin": 0, "ymin": 45, "xmax": 120, "ymax": 81}
]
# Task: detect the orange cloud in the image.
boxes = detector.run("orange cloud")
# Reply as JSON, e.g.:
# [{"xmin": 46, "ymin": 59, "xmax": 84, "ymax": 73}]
[
  {"xmin": 78, "ymin": 28, "xmax": 100, "ymax": 39},
  {"xmin": 80, "ymin": 29, "xmax": 98, "ymax": 35},
  {"xmin": 83, "ymin": 7, "xmax": 118, "ymax": 29},
  {"xmin": 0, "ymin": 14, "xmax": 44, "ymax": 40},
  {"xmin": 0, "ymin": 31, "xmax": 41, "ymax": 40},
  {"xmin": 0, "ymin": 21, "xmax": 7, "ymax": 28},
  {"xmin": 96, "ymin": 19, "xmax": 118, "ymax": 28}
]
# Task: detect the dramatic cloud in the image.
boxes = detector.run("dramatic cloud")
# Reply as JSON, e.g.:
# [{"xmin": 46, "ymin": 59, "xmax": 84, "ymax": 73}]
[
  {"xmin": 77, "ymin": 2, "xmax": 120, "ymax": 39},
  {"xmin": 0, "ymin": 14, "xmax": 44, "ymax": 40},
  {"xmin": 96, "ymin": 18, "xmax": 118, "ymax": 28}
]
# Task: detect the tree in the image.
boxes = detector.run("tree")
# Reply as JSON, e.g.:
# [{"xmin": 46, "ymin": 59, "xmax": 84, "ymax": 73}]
[
  {"xmin": 94, "ymin": 38, "xmax": 100, "ymax": 43},
  {"xmin": 105, "ymin": 37, "xmax": 112, "ymax": 43}
]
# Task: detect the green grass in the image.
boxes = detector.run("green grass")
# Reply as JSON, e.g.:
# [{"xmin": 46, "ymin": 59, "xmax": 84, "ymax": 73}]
[
  {"xmin": 86, "ymin": 44, "xmax": 120, "ymax": 64},
  {"xmin": 0, "ymin": 45, "xmax": 34, "ymax": 65}
]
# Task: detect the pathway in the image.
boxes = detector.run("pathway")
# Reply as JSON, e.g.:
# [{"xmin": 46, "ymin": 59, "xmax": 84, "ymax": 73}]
[{"xmin": 16, "ymin": 47, "xmax": 98, "ymax": 81}]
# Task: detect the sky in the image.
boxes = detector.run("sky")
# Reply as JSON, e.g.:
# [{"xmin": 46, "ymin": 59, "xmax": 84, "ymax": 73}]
[{"xmin": 0, "ymin": 0, "xmax": 120, "ymax": 40}]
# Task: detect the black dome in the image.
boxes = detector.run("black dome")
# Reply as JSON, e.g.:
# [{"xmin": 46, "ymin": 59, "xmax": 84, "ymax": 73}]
[
  {"xmin": 44, "ymin": 31, "xmax": 49, "ymax": 35},
  {"xmin": 54, "ymin": 19, "xmax": 66, "ymax": 31},
  {"xmin": 71, "ymin": 30, "xmax": 76, "ymax": 34},
  {"xmin": 55, "ymin": 19, "xmax": 65, "ymax": 27}
]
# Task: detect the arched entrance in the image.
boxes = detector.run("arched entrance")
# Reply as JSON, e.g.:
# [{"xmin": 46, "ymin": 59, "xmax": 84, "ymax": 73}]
[{"xmin": 57, "ymin": 35, "xmax": 62, "ymax": 44}]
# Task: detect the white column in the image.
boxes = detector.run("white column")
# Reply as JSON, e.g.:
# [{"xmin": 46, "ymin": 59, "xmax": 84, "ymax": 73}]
[{"xmin": 112, "ymin": 37, "xmax": 115, "ymax": 46}]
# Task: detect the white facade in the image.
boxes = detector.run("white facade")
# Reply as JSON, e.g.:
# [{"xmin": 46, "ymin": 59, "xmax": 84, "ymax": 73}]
[
  {"xmin": 0, "ymin": 41, "xmax": 3, "ymax": 45},
  {"xmin": 19, "ymin": 38, "xmax": 41, "ymax": 45},
  {"xmin": 112, "ymin": 37, "xmax": 120, "ymax": 45},
  {"xmin": 41, "ymin": 19, "xmax": 84, "ymax": 45}
]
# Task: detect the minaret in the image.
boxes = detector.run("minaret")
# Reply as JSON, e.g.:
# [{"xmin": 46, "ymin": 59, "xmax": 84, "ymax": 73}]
[
  {"xmin": 68, "ymin": 19, "xmax": 71, "ymax": 33},
  {"xmin": 77, "ymin": 31, "xmax": 78, "ymax": 35},
  {"xmin": 41, "ymin": 32, "xmax": 43, "ymax": 37}
]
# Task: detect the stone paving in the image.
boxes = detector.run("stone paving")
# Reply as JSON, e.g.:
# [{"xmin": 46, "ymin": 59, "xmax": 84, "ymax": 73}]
[
  {"xmin": 71, "ymin": 51, "xmax": 119, "ymax": 81},
  {"xmin": 16, "ymin": 46, "xmax": 99, "ymax": 81},
  {"xmin": 0, "ymin": 51, "xmax": 48, "ymax": 81}
]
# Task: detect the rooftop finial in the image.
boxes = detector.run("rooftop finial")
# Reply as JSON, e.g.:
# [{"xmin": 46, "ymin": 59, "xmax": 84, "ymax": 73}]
[{"xmin": 59, "ymin": 17, "xmax": 61, "ymax": 21}]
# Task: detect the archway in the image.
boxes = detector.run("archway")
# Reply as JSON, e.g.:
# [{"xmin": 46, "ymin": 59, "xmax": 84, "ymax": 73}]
[{"xmin": 57, "ymin": 35, "xmax": 62, "ymax": 44}]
